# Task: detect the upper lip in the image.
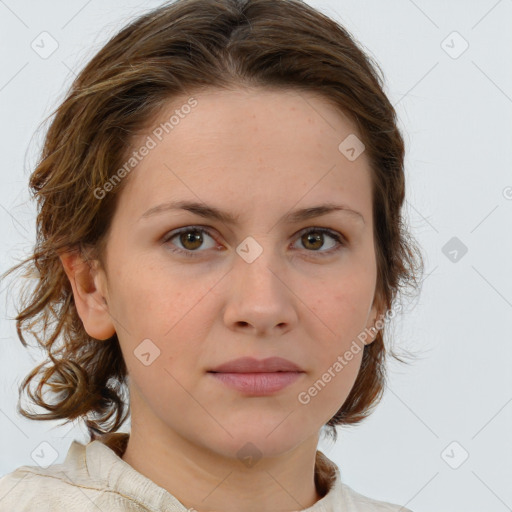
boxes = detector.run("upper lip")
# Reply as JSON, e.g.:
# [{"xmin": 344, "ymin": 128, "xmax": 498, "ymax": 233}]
[{"xmin": 208, "ymin": 356, "xmax": 304, "ymax": 373}]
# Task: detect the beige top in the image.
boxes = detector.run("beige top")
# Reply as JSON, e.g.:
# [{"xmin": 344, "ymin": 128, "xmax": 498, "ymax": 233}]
[{"xmin": 0, "ymin": 432, "xmax": 412, "ymax": 511}]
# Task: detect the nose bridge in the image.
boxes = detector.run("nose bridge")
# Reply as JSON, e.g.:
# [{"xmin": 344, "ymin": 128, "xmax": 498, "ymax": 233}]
[
  {"xmin": 230, "ymin": 232, "xmax": 297, "ymax": 317},
  {"xmin": 235, "ymin": 233, "xmax": 281, "ymax": 292},
  {"xmin": 222, "ymin": 233, "xmax": 299, "ymax": 335},
  {"xmin": 223, "ymin": 230, "xmax": 298, "ymax": 336}
]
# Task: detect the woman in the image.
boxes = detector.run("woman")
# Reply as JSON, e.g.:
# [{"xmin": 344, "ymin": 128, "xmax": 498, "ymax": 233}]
[{"xmin": 0, "ymin": 0, "xmax": 424, "ymax": 510}]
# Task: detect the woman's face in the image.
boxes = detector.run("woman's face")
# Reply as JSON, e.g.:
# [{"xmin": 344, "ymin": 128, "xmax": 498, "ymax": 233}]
[{"xmin": 76, "ymin": 88, "xmax": 381, "ymax": 457}]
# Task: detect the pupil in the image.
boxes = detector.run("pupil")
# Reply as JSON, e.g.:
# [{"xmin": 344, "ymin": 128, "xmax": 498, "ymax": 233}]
[
  {"xmin": 182, "ymin": 230, "xmax": 202, "ymax": 249},
  {"xmin": 305, "ymin": 232, "xmax": 322, "ymax": 250}
]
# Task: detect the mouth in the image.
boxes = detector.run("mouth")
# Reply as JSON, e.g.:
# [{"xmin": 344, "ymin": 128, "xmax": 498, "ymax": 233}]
[
  {"xmin": 207, "ymin": 371, "xmax": 304, "ymax": 395},
  {"xmin": 208, "ymin": 356, "xmax": 304, "ymax": 373},
  {"xmin": 207, "ymin": 356, "xmax": 305, "ymax": 395}
]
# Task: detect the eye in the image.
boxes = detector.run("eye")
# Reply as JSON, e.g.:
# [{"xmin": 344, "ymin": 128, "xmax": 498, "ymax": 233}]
[
  {"xmin": 162, "ymin": 225, "xmax": 345, "ymax": 258},
  {"xmin": 292, "ymin": 227, "xmax": 345, "ymax": 256},
  {"xmin": 163, "ymin": 226, "xmax": 217, "ymax": 257}
]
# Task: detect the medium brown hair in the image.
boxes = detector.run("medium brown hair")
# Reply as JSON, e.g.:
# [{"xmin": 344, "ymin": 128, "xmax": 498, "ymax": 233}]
[{"xmin": 1, "ymin": 0, "xmax": 424, "ymax": 444}]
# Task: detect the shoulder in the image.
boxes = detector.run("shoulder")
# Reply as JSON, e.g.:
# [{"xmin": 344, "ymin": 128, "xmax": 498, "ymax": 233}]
[
  {"xmin": 0, "ymin": 441, "xmax": 105, "ymax": 512},
  {"xmin": 0, "ymin": 466, "xmax": 83, "ymax": 511},
  {"xmin": 339, "ymin": 481, "xmax": 414, "ymax": 511},
  {"xmin": 316, "ymin": 451, "xmax": 413, "ymax": 512},
  {"xmin": 0, "ymin": 465, "xmax": 130, "ymax": 511},
  {"xmin": 0, "ymin": 436, "xmax": 145, "ymax": 512}
]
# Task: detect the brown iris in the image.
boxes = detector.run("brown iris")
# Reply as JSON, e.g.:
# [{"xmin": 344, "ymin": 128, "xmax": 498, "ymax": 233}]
[
  {"xmin": 301, "ymin": 231, "xmax": 323, "ymax": 250},
  {"xmin": 179, "ymin": 230, "xmax": 204, "ymax": 250}
]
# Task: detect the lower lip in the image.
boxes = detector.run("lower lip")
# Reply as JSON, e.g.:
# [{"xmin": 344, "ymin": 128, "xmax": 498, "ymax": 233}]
[{"xmin": 208, "ymin": 372, "xmax": 304, "ymax": 395}]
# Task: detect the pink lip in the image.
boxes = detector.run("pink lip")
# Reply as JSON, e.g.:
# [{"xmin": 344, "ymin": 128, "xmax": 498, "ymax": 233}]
[
  {"xmin": 208, "ymin": 356, "xmax": 304, "ymax": 373},
  {"xmin": 207, "ymin": 357, "xmax": 305, "ymax": 396},
  {"xmin": 209, "ymin": 372, "xmax": 303, "ymax": 395}
]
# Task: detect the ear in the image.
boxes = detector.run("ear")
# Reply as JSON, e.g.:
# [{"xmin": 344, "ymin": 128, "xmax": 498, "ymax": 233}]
[
  {"xmin": 364, "ymin": 291, "xmax": 386, "ymax": 346},
  {"xmin": 59, "ymin": 248, "xmax": 116, "ymax": 340}
]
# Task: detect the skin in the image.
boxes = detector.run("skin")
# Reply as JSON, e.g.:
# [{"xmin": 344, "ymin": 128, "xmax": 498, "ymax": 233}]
[{"xmin": 60, "ymin": 87, "xmax": 383, "ymax": 512}]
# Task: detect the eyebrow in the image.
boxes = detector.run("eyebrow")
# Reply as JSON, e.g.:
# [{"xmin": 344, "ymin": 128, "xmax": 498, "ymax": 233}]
[{"xmin": 139, "ymin": 200, "xmax": 365, "ymax": 225}]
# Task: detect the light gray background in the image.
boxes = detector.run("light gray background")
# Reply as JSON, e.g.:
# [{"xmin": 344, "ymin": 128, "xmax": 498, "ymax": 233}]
[{"xmin": 0, "ymin": 1, "xmax": 511, "ymax": 511}]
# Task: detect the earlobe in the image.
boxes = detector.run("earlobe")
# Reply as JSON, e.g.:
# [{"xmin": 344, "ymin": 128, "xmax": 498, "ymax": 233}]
[{"xmin": 58, "ymin": 249, "xmax": 116, "ymax": 340}]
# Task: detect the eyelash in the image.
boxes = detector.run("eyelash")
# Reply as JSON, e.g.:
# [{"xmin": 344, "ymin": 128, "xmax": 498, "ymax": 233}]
[{"xmin": 162, "ymin": 225, "xmax": 346, "ymax": 259}]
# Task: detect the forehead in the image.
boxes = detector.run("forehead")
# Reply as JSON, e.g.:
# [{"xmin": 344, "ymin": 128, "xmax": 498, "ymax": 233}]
[{"xmin": 116, "ymin": 87, "xmax": 372, "ymax": 225}]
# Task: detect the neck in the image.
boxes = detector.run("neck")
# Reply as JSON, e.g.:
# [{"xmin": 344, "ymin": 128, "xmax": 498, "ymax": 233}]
[{"xmin": 120, "ymin": 389, "xmax": 325, "ymax": 511}]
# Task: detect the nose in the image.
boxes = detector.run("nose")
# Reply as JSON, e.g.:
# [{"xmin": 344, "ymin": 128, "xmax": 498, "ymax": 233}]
[{"xmin": 222, "ymin": 241, "xmax": 298, "ymax": 336}]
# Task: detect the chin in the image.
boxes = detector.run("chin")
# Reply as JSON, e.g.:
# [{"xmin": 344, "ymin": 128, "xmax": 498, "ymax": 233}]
[{"xmin": 204, "ymin": 426, "xmax": 306, "ymax": 462}]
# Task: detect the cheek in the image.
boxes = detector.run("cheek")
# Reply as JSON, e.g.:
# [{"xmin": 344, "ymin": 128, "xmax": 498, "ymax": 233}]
[
  {"xmin": 125, "ymin": 353, "xmax": 200, "ymax": 431},
  {"xmin": 111, "ymin": 259, "xmax": 211, "ymax": 337},
  {"xmin": 309, "ymin": 285, "xmax": 371, "ymax": 341},
  {"xmin": 298, "ymin": 344, "xmax": 364, "ymax": 428}
]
